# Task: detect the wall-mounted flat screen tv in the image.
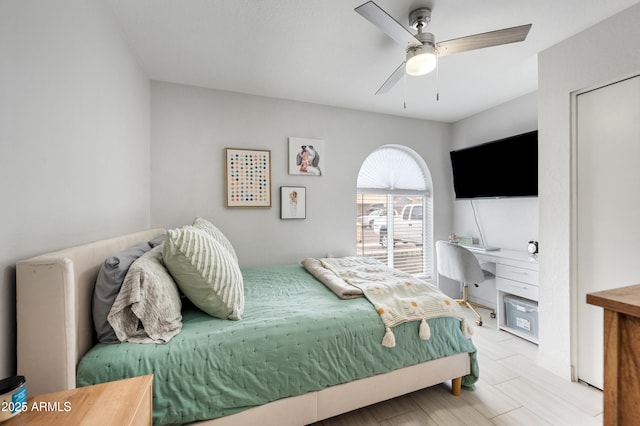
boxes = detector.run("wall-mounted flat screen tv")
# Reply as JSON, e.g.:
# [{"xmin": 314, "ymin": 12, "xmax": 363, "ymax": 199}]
[{"xmin": 449, "ymin": 130, "xmax": 538, "ymax": 199}]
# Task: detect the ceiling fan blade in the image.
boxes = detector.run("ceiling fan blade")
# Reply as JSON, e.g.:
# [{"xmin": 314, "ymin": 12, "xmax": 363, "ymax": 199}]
[
  {"xmin": 355, "ymin": 1, "xmax": 421, "ymax": 48},
  {"xmin": 375, "ymin": 61, "xmax": 406, "ymax": 95},
  {"xmin": 436, "ymin": 24, "xmax": 532, "ymax": 57}
]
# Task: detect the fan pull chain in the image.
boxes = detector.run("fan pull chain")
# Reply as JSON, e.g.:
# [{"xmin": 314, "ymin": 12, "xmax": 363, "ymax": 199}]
[
  {"xmin": 403, "ymin": 72, "xmax": 407, "ymax": 109},
  {"xmin": 435, "ymin": 54, "xmax": 440, "ymax": 101}
]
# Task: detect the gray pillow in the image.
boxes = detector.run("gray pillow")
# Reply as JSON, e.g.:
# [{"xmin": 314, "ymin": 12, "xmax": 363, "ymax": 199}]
[
  {"xmin": 92, "ymin": 242, "xmax": 152, "ymax": 343},
  {"xmin": 148, "ymin": 234, "xmax": 166, "ymax": 248}
]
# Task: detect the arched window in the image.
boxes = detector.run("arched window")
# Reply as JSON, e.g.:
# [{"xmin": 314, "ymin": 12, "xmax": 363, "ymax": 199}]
[{"xmin": 356, "ymin": 145, "xmax": 434, "ymax": 278}]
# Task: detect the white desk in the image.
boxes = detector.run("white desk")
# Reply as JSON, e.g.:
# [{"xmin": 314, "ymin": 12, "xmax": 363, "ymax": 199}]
[{"xmin": 470, "ymin": 248, "xmax": 539, "ymax": 343}]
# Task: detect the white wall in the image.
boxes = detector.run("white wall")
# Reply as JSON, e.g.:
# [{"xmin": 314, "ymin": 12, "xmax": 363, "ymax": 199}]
[
  {"xmin": 0, "ymin": 0, "xmax": 151, "ymax": 378},
  {"xmin": 441, "ymin": 93, "xmax": 538, "ymax": 304},
  {"xmin": 150, "ymin": 82, "xmax": 454, "ymax": 268},
  {"xmin": 538, "ymin": 3, "xmax": 640, "ymax": 379},
  {"xmin": 451, "ymin": 92, "xmax": 538, "ymax": 249}
]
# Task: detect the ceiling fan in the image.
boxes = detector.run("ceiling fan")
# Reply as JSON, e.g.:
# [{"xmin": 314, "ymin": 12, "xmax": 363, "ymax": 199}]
[{"xmin": 355, "ymin": 1, "xmax": 532, "ymax": 95}]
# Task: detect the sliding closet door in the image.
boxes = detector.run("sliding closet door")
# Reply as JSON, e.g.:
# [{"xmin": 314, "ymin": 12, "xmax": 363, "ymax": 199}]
[{"xmin": 575, "ymin": 75, "xmax": 640, "ymax": 390}]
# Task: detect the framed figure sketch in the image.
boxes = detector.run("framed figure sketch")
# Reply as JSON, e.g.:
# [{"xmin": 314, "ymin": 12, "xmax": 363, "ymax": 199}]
[
  {"xmin": 280, "ymin": 186, "xmax": 306, "ymax": 219},
  {"xmin": 288, "ymin": 137, "xmax": 324, "ymax": 176}
]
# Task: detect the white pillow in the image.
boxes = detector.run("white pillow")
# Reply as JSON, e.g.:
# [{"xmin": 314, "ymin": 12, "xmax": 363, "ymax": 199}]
[
  {"xmin": 192, "ymin": 217, "xmax": 238, "ymax": 262},
  {"xmin": 163, "ymin": 226, "xmax": 244, "ymax": 320}
]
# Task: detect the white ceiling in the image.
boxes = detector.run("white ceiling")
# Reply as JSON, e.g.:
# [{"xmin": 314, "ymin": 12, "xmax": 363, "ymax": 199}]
[{"xmin": 105, "ymin": 0, "xmax": 640, "ymax": 123}]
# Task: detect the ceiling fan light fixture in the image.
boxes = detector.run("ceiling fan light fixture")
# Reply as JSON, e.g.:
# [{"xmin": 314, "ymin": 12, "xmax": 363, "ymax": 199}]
[
  {"xmin": 355, "ymin": 2, "xmax": 531, "ymax": 95},
  {"xmin": 405, "ymin": 44, "xmax": 436, "ymax": 76}
]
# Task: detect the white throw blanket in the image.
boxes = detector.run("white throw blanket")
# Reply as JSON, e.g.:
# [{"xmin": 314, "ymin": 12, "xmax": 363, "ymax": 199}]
[
  {"xmin": 108, "ymin": 246, "xmax": 183, "ymax": 344},
  {"xmin": 319, "ymin": 256, "xmax": 472, "ymax": 347}
]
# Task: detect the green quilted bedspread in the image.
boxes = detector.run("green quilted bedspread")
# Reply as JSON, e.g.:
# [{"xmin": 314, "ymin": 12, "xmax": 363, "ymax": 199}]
[{"xmin": 77, "ymin": 264, "xmax": 478, "ymax": 425}]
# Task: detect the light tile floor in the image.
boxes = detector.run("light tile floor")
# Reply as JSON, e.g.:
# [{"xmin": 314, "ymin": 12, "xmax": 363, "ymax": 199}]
[{"xmin": 314, "ymin": 308, "xmax": 603, "ymax": 426}]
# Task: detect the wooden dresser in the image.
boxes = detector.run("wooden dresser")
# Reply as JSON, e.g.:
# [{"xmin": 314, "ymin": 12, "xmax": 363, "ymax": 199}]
[
  {"xmin": 3, "ymin": 374, "xmax": 152, "ymax": 426},
  {"xmin": 587, "ymin": 285, "xmax": 640, "ymax": 426}
]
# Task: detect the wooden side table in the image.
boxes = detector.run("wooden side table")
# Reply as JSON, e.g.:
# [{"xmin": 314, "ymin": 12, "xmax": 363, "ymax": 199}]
[
  {"xmin": 587, "ymin": 285, "xmax": 640, "ymax": 426},
  {"xmin": 3, "ymin": 374, "xmax": 152, "ymax": 426}
]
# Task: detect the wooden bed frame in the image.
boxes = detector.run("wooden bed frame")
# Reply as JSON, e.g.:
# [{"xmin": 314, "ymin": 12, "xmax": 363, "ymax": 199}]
[{"xmin": 15, "ymin": 229, "xmax": 470, "ymax": 425}]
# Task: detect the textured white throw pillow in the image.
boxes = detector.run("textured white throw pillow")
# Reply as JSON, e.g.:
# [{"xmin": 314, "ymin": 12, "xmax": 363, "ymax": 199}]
[
  {"xmin": 192, "ymin": 217, "xmax": 238, "ymax": 263},
  {"xmin": 163, "ymin": 226, "xmax": 244, "ymax": 320}
]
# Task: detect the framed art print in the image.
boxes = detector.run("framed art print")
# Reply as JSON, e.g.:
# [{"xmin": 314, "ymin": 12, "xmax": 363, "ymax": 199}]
[
  {"xmin": 288, "ymin": 137, "xmax": 324, "ymax": 176},
  {"xmin": 280, "ymin": 186, "xmax": 306, "ymax": 219},
  {"xmin": 225, "ymin": 148, "xmax": 271, "ymax": 208}
]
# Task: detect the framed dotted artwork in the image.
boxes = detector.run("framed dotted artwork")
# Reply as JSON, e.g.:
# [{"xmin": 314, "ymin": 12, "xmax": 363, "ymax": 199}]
[{"xmin": 225, "ymin": 148, "xmax": 272, "ymax": 208}]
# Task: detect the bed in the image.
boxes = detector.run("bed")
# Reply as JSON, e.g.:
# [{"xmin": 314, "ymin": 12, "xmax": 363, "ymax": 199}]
[{"xmin": 16, "ymin": 227, "xmax": 478, "ymax": 425}]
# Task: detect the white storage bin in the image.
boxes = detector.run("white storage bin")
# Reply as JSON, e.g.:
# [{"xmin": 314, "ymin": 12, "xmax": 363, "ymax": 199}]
[{"xmin": 504, "ymin": 295, "xmax": 538, "ymax": 339}]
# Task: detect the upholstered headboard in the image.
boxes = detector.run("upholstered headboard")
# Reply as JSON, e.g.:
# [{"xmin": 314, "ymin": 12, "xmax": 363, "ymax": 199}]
[{"xmin": 16, "ymin": 229, "xmax": 165, "ymax": 397}]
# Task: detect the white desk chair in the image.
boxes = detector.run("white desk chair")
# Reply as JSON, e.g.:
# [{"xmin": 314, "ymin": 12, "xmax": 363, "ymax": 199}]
[{"xmin": 435, "ymin": 240, "xmax": 496, "ymax": 326}]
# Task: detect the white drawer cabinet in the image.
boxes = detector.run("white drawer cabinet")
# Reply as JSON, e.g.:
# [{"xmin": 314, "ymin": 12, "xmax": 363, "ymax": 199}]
[
  {"xmin": 470, "ymin": 248, "xmax": 539, "ymax": 343},
  {"xmin": 496, "ymin": 277, "xmax": 539, "ymax": 301},
  {"xmin": 496, "ymin": 264, "xmax": 538, "ymax": 285},
  {"xmin": 494, "ymin": 262, "xmax": 539, "ymax": 343}
]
